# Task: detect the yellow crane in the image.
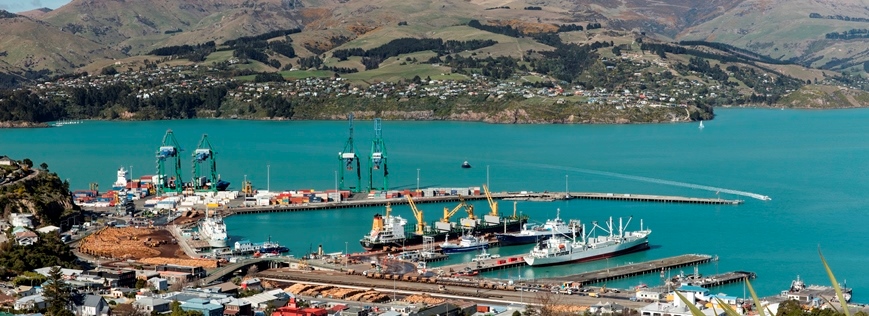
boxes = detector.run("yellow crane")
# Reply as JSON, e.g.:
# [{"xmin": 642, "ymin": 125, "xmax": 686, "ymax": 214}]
[
  {"xmin": 464, "ymin": 202, "xmax": 477, "ymax": 221},
  {"xmin": 482, "ymin": 184, "xmax": 498, "ymax": 217},
  {"xmin": 406, "ymin": 195, "xmax": 426, "ymax": 235},
  {"xmin": 441, "ymin": 195, "xmax": 465, "ymax": 223}
]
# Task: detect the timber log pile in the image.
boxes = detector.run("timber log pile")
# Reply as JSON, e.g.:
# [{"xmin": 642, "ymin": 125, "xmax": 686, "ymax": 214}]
[
  {"xmin": 78, "ymin": 227, "xmax": 161, "ymax": 259},
  {"xmin": 404, "ymin": 294, "xmax": 445, "ymax": 305},
  {"xmin": 139, "ymin": 257, "xmax": 217, "ymax": 269}
]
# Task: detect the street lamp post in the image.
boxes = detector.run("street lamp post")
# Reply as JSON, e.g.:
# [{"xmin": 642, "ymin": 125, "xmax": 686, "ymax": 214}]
[
  {"xmin": 416, "ymin": 168, "xmax": 420, "ymax": 191},
  {"xmin": 344, "ymin": 241, "xmax": 348, "ymax": 268},
  {"xmin": 267, "ymin": 164, "xmax": 270, "ymax": 192},
  {"xmin": 334, "ymin": 170, "xmax": 339, "ymax": 203}
]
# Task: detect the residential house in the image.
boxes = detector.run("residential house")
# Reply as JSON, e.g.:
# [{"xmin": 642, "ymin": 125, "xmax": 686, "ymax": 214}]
[
  {"xmin": 271, "ymin": 307, "xmax": 328, "ymax": 316},
  {"xmin": 14, "ymin": 294, "xmax": 46, "ymax": 311},
  {"xmin": 588, "ymin": 302, "xmax": 625, "ymax": 314},
  {"xmin": 77, "ymin": 295, "xmax": 110, "ymax": 316},
  {"xmin": 36, "ymin": 226, "xmax": 60, "ymax": 235},
  {"xmin": 240, "ymin": 278, "xmax": 263, "ymax": 292},
  {"xmin": 180, "ymin": 298, "xmax": 224, "ymax": 316},
  {"xmin": 133, "ymin": 297, "xmax": 171, "ymax": 314},
  {"xmin": 14, "ymin": 286, "xmax": 38, "ymax": 297},
  {"xmin": 223, "ymin": 298, "xmax": 252, "ymax": 316},
  {"xmin": 148, "ymin": 277, "xmax": 168, "ymax": 291},
  {"xmin": 206, "ymin": 282, "xmax": 238, "ymax": 295},
  {"xmin": 83, "ymin": 269, "xmax": 136, "ymax": 288},
  {"xmin": 243, "ymin": 289, "xmax": 291, "ymax": 310},
  {"xmin": 110, "ymin": 288, "xmax": 138, "ymax": 299},
  {"xmin": 14, "ymin": 230, "xmax": 38, "ymax": 246},
  {"xmin": 410, "ymin": 302, "xmax": 477, "ymax": 316},
  {"xmin": 0, "ymin": 156, "xmax": 14, "ymax": 166},
  {"xmin": 10, "ymin": 214, "xmax": 33, "ymax": 228},
  {"xmin": 34, "ymin": 267, "xmax": 84, "ymax": 279}
]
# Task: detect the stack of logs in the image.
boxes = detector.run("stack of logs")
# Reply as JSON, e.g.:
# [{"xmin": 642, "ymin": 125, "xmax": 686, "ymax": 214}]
[
  {"xmin": 403, "ymin": 294, "xmax": 445, "ymax": 305},
  {"xmin": 78, "ymin": 227, "xmax": 161, "ymax": 259},
  {"xmin": 285, "ymin": 284, "xmax": 389, "ymax": 303}
]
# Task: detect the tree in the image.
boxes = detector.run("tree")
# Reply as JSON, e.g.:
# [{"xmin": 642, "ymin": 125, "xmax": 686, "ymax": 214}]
[
  {"xmin": 21, "ymin": 158, "xmax": 33, "ymax": 168},
  {"xmin": 43, "ymin": 266, "xmax": 72, "ymax": 316},
  {"xmin": 135, "ymin": 278, "xmax": 147, "ymax": 289},
  {"xmin": 40, "ymin": 162, "xmax": 49, "ymax": 171}
]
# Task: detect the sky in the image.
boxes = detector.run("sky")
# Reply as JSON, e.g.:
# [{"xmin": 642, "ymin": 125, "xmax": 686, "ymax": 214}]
[{"xmin": 0, "ymin": 0, "xmax": 70, "ymax": 13}]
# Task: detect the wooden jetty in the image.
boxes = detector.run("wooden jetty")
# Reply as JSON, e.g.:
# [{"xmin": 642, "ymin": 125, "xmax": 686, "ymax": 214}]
[
  {"xmin": 538, "ymin": 254, "xmax": 714, "ymax": 285},
  {"xmin": 219, "ymin": 192, "xmax": 742, "ymax": 217}
]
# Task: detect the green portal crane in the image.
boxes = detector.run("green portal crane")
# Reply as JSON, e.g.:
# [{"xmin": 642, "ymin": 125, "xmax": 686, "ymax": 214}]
[
  {"xmin": 338, "ymin": 113, "xmax": 362, "ymax": 192},
  {"xmin": 192, "ymin": 134, "xmax": 218, "ymax": 192},
  {"xmin": 156, "ymin": 129, "xmax": 183, "ymax": 195},
  {"xmin": 368, "ymin": 118, "xmax": 388, "ymax": 192}
]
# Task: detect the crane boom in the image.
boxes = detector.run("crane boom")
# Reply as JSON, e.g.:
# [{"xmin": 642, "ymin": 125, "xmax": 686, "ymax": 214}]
[
  {"xmin": 482, "ymin": 184, "xmax": 498, "ymax": 216},
  {"xmin": 441, "ymin": 196, "xmax": 465, "ymax": 223},
  {"xmin": 406, "ymin": 195, "xmax": 426, "ymax": 235}
]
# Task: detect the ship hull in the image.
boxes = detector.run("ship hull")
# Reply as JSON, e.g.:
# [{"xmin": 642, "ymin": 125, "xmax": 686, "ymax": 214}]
[
  {"xmin": 442, "ymin": 244, "xmax": 489, "ymax": 254},
  {"xmin": 360, "ymin": 218, "xmax": 526, "ymax": 250},
  {"xmin": 496, "ymin": 233, "xmax": 557, "ymax": 246},
  {"xmin": 208, "ymin": 239, "xmax": 228, "ymax": 248},
  {"xmin": 523, "ymin": 238, "xmax": 650, "ymax": 266}
]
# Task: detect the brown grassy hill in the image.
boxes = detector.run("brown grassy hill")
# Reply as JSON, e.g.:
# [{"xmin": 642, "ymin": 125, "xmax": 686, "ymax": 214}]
[
  {"xmin": 0, "ymin": 14, "xmax": 124, "ymax": 74},
  {"xmin": 17, "ymin": 8, "xmax": 52, "ymax": 19},
  {"xmin": 677, "ymin": 0, "xmax": 869, "ymax": 71}
]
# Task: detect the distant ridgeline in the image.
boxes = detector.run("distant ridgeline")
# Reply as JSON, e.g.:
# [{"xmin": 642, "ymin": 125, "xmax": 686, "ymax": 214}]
[{"xmin": 809, "ymin": 13, "xmax": 869, "ymax": 23}]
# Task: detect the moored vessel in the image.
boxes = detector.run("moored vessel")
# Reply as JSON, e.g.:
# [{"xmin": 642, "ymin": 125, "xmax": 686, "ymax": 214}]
[
  {"xmin": 496, "ymin": 208, "xmax": 579, "ymax": 246},
  {"xmin": 198, "ymin": 211, "xmax": 228, "ymax": 248},
  {"xmin": 523, "ymin": 216, "xmax": 650, "ymax": 266},
  {"xmin": 440, "ymin": 233, "xmax": 489, "ymax": 253}
]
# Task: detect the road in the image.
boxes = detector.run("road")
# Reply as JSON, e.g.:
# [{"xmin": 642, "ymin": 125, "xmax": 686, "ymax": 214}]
[
  {"xmin": 0, "ymin": 168, "xmax": 39, "ymax": 187},
  {"xmin": 259, "ymin": 269, "xmax": 649, "ymax": 309}
]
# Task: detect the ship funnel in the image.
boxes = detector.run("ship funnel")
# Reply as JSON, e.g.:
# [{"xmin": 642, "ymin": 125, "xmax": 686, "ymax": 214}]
[
  {"xmin": 372, "ymin": 214, "xmax": 384, "ymax": 232},
  {"xmin": 318, "ymin": 244, "xmax": 323, "ymax": 256}
]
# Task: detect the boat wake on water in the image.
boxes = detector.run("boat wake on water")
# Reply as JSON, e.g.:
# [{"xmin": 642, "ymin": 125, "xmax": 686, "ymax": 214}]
[{"xmin": 499, "ymin": 161, "xmax": 772, "ymax": 201}]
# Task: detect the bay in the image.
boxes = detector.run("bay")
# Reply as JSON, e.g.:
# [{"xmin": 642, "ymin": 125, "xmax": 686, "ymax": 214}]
[{"xmin": 2, "ymin": 108, "xmax": 868, "ymax": 301}]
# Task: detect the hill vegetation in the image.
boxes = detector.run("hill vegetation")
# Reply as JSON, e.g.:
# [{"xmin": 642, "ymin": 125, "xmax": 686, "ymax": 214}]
[{"xmin": 0, "ymin": 159, "xmax": 80, "ymax": 227}]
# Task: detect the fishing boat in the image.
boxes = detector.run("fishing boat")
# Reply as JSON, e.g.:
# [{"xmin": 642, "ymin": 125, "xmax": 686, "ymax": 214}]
[
  {"xmin": 441, "ymin": 233, "xmax": 489, "ymax": 253},
  {"xmin": 471, "ymin": 248, "xmax": 501, "ymax": 262},
  {"xmin": 462, "ymin": 161, "xmax": 472, "ymax": 168},
  {"xmin": 495, "ymin": 208, "xmax": 580, "ymax": 246},
  {"xmin": 198, "ymin": 212, "xmax": 228, "ymax": 248},
  {"xmin": 523, "ymin": 216, "xmax": 651, "ymax": 266}
]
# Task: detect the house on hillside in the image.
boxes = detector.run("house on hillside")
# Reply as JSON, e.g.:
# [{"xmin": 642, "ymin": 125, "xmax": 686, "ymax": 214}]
[
  {"xmin": 15, "ymin": 230, "xmax": 38, "ymax": 246},
  {"xmin": 133, "ymin": 297, "xmax": 171, "ymax": 314},
  {"xmin": 77, "ymin": 295, "xmax": 110, "ymax": 316},
  {"xmin": 0, "ymin": 156, "xmax": 14, "ymax": 166}
]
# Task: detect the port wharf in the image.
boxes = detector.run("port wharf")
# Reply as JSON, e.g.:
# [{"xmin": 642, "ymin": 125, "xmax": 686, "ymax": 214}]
[
  {"xmin": 219, "ymin": 192, "xmax": 742, "ymax": 217},
  {"xmin": 536, "ymin": 254, "xmax": 714, "ymax": 286},
  {"xmin": 670, "ymin": 271, "xmax": 757, "ymax": 288}
]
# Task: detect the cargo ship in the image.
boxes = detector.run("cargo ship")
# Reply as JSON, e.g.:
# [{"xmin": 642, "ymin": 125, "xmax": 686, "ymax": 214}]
[
  {"xmin": 360, "ymin": 191, "xmax": 528, "ymax": 251},
  {"xmin": 495, "ymin": 208, "xmax": 580, "ymax": 246},
  {"xmin": 523, "ymin": 216, "xmax": 650, "ymax": 266}
]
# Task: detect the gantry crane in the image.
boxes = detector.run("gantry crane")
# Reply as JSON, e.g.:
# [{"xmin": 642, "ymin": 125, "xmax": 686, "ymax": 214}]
[
  {"xmin": 441, "ymin": 196, "xmax": 465, "ymax": 223},
  {"xmin": 482, "ymin": 184, "xmax": 498, "ymax": 217},
  {"xmin": 192, "ymin": 134, "xmax": 218, "ymax": 192},
  {"xmin": 156, "ymin": 129, "xmax": 183, "ymax": 195},
  {"xmin": 406, "ymin": 195, "xmax": 426, "ymax": 235},
  {"xmin": 368, "ymin": 118, "xmax": 389, "ymax": 192},
  {"xmin": 338, "ymin": 113, "xmax": 362, "ymax": 193}
]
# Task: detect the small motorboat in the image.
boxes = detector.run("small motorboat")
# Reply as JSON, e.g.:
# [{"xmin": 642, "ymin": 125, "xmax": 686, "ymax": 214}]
[{"xmin": 462, "ymin": 161, "xmax": 472, "ymax": 169}]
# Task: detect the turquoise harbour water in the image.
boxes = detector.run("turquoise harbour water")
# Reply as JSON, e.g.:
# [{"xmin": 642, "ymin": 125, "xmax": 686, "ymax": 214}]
[{"xmin": 2, "ymin": 108, "xmax": 869, "ymax": 301}]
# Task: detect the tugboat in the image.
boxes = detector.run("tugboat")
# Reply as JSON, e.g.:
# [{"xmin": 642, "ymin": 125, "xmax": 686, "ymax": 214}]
[{"xmin": 462, "ymin": 161, "xmax": 472, "ymax": 169}]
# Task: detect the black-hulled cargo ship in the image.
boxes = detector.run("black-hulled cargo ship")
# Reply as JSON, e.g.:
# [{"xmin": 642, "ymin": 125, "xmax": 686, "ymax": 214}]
[{"xmin": 359, "ymin": 203, "xmax": 528, "ymax": 250}]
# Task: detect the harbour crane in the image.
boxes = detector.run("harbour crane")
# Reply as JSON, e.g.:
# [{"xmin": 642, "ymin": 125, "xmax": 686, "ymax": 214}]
[
  {"xmin": 192, "ymin": 134, "xmax": 218, "ymax": 192},
  {"xmin": 338, "ymin": 113, "xmax": 362, "ymax": 193},
  {"xmin": 156, "ymin": 129, "xmax": 183, "ymax": 195},
  {"xmin": 441, "ymin": 196, "xmax": 465, "ymax": 223},
  {"xmin": 482, "ymin": 184, "xmax": 498, "ymax": 217},
  {"xmin": 368, "ymin": 118, "xmax": 389, "ymax": 192},
  {"xmin": 406, "ymin": 195, "xmax": 426, "ymax": 235}
]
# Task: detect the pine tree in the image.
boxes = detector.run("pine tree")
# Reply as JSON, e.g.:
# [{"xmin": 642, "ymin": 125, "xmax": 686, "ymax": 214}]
[{"xmin": 43, "ymin": 266, "xmax": 72, "ymax": 316}]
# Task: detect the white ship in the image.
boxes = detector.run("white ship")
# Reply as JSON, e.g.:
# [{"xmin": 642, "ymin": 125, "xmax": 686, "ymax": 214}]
[
  {"xmin": 199, "ymin": 211, "xmax": 228, "ymax": 248},
  {"xmin": 523, "ymin": 216, "xmax": 650, "ymax": 266}
]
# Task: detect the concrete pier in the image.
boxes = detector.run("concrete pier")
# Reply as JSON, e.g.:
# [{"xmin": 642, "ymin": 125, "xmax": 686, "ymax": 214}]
[
  {"xmin": 538, "ymin": 254, "xmax": 714, "ymax": 285},
  {"xmin": 219, "ymin": 192, "xmax": 741, "ymax": 217}
]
